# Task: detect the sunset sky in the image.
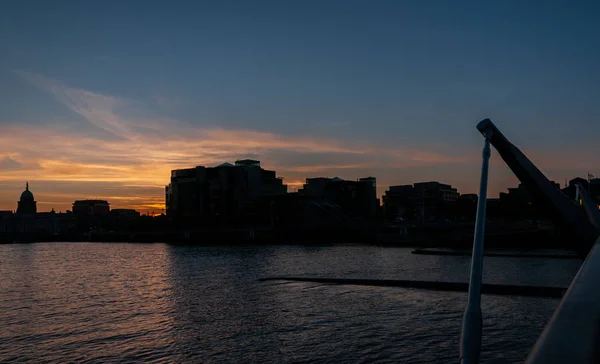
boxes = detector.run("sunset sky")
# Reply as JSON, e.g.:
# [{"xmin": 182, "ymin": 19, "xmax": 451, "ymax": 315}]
[{"xmin": 1, "ymin": 1, "xmax": 599, "ymax": 213}]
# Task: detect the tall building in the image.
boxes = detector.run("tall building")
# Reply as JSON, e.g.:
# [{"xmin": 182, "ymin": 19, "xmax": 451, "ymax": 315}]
[
  {"xmin": 234, "ymin": 159, "xmax": 261, "ymax": 168},
  {"xmin": 299, "ymin": 177, "xmax": 333, "ymax": 197},
  {"xmin": 72, "ymin": 200, "xmax": 110, "ymax": 215},
  {"xmin": 382, "ymin": 181, "xmax": 459, "ymax": 222},
  {"xmin": 0, "ymin": 184, "xmax": 73, "ymax": 236},
  {"xmin": 498, "ymin": 182, "xmax": 555, "ymax": 221},
  {"xmin": 455, "ymin": 194, "xmax": 478, "ymax": 221},
  {"xmin": 71, "ymin": 200, "xmax": 110, "ymax": 231},
  {"xmin": 410, "ymin": 182, "xmax": 459, "ymax": 221},
  {"xmin": 166, "ymin": 167, "xmax": 205, "ymax": 219},
  {"xmin": 359, "ymin": 177, "xmax": 378, "ymax": 217},
  {"xmin": 299, "ymin": 176, "xmax": 378, "ymax": 219},
  {"xmin": 110, "ymin": 209, "xmax": 140, "ymax": 219},
  {"xmin": 382, "ymin": 185, "xmax": 414, "ymax": 222},
  {"xmin": 165, "ymin": 184, "xmax": 173, "ymax": 215},
  {"xmin": 17, "ymin": 182, "xmax": 37, "ymax": 215},
  {"xmin": 166, "ymin": 160, "xmax": 287, "ymax": 223},
  {"xmin": 561, "ymin": 176, "xmax": 600, "ymax": 209}
]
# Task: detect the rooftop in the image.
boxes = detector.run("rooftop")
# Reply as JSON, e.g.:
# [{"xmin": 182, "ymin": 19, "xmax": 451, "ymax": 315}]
[{"xmin": 73, "ymin": 200, "xmax": 110, "ymax": 204}]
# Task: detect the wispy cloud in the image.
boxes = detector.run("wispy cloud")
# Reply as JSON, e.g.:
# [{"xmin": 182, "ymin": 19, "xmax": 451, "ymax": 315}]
[
  {"xmin": 3, "ymin": 71, "xmax": 589, "ymax": 212},
  {"xmin": 16, "ymin": 70, "xmax": 140, "ymax": 138},
  {"xmin": 0, "ymin": 157, "xmax": 23, "ymax": 170}
]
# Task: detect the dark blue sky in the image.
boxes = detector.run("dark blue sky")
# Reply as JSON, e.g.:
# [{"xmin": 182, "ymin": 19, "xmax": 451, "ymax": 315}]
[{"xmin": 0, "ymin": 1, "xmax": 598, "ymax": 211}]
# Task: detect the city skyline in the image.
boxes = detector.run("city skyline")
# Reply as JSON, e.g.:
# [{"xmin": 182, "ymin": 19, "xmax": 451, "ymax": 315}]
[
  {"xmin": 2, "ymin": 170, "xmax": 596, "ymax": 215},
  {"xmin": 1, "ymin": 1, "xmax": 599, "ymax": 213}
]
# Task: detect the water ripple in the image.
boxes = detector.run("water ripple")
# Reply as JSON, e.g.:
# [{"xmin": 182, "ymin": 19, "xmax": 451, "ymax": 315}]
[{"xmin": 0, "ymin": 243, "xmax": 580, "ymax": 363}]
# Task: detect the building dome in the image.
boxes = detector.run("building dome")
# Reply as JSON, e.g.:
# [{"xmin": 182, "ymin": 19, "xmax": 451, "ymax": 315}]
[
  {"xmin": 20, "ymin": 184, "xmax": 34, "ymax": 201},
  {"xmin": 17, "ymin": 182, "xmax": 37, "ymax": 215}
]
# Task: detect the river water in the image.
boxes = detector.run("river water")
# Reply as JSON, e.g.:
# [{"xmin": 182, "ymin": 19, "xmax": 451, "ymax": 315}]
[{"xmin": 0, "ymin": 243, "xmax": 581, "ymax": 363}]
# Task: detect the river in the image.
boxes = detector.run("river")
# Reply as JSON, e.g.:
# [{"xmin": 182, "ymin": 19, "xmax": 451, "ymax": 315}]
[{"xmin": 0, "ymin": 243, "xmax": 581, "ymax": 363}]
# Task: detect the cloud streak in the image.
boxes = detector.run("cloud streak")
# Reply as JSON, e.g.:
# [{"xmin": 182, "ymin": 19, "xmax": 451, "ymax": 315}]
[
  {"xmin": 0, "ymin": 157, "xmax": 23, "ymax": 170},
  {"xmin": 1, "ymin": 71, "xmax": 592, "ymax": 212}
]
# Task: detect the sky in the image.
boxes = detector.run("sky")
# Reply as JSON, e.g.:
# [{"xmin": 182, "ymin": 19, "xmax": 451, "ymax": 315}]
[{"xmin": 0, "ymin": 1, "xmax": 599, "ymax": 213}]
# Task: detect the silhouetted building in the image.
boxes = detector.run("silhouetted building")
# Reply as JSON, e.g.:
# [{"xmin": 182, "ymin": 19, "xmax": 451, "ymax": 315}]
[
  {"xmin": 0, "ymin": 210, "xmax": 66, "ymax": 235},
  {"xmin": 72, "ymin": 200, "xmax": 110, "ymax": 215},
  {"xmin": 34, "ymin": 210, "xmax": 64, "ymax": 235},
  {"xmin": 299, "ymin": 177, "xmax": 335, "ymax": 197},
  {"xmin": 501, "ymin": 183, "xmax": 532, "ymax": 202},
  {"xmin": 382, "ymin": 181, "xmax": 459, "ymax": 222},
  {"xmin": 562, "ymin": 177, "xmax": 588, "ymax": 199},
  {"xmin": 235, "ymin": 159, "xmax": 261, "ymax": 168},
  {"xmin": 299, "ymin": 176, "xmax": 378, "ymax": 219},
  {"xmin": 107, "ymin": 208, "xmax": 141, "ymax": 231},
  {"xmin": 166, "ymin": 160, "xmax": 287, "ymax": 224},
  {"xmin": 166, "ymin": 167, "xmax": 203, "ymax": 220},
  {"xmin": 0, "ymin": 186, "xmax": 74, "ymax": 237},
  {"xmin": 498, "ymin": 181, "xmax": 560, "ymax": 221},
  {"xmin": 459, "ymin": 194, "xmax": 478, "ymax": 202},
  {"xmin": 110, "ymin": 209, "xmax": 141, "ymax": 219},
  {"xmin": 411, "ymin": 182, "xmax": 459, "ymax": 222},
  {"xmin": 359, "ymin": 177, "xmax": 378, "ymax": 217},
  {"xmin": 250, "ymin": 193, "xmax": 355, "ymax": 228},
  {"xmin": 165, "ymin": 184, "xmax": 172, "ymax": 215},
  {"xmin": 6, "ymin": 182, "xmax": 42, "ymax": 236},
  {"xmin": 16, "ymin": 182, "xmax": 37, "ymax": 215},
  {"xmin": 0, "ymin": 211, "xmax": 15, "ymax": 234},
  {"xmin": 486, "ymin": 198, "xmax": 502, "ymax": 221},
  {"xmin": 492, "ymin": 180, "xmax": 562, "ymax": 222},
  {"xmin": 455, "ymin": 194, "xmax": 478, "ymax": 221},
  {"xmin": 71, "ymin": 200, "xmax": 110, "ymax": 231},
  {"xmin": 561, "ymin": 176, "xmax": 600, "ymax": 207},
  {"xmin": 0, "ymin": 211, "xmax": 13, "ymax": 218},
  {"xmin": 382, "ymin": 185, "xmax": 414, "ymax": 222},
  {"xmin": 498, "ymin": 183, "xmax": 533, "ymax": 221}
]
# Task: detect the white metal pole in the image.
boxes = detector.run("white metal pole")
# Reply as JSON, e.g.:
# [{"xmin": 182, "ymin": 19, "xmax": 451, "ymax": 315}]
[{"xmin": 460, "ymin": 134, "xmax": 492, "ymax": 364}]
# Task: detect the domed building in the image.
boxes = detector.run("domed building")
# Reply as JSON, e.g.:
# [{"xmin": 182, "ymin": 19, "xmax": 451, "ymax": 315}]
[
  {"xmin": 0, "ymin": 183, "xmax": 73, "ymax": 240},
  {"xmin": 17, "ymin": 182, "xmax": 37, "ymax": 215}
]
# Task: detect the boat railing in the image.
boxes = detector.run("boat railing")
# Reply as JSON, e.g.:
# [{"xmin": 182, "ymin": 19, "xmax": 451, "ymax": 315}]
[
  {"xmin": 460, "ymin": 119, "xmax": 600, "ymax": 363},
  {"xmin": 459, "ymin": 130, "xmax": 492, "ymax": 364},
  {"xmin": 525, "ymin": 235, "xmax": 600, "ymax": 363}
]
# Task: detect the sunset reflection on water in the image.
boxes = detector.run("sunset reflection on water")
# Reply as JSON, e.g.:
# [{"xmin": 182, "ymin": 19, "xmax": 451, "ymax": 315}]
[{"xmin": 0, "ymin": 243, "xmax": 580, "ymax": 363}]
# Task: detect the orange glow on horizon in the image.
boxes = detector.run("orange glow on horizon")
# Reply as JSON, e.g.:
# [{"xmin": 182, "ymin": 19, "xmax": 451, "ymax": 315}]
[{"xmin": 1, "ymin": 71, "xmax": 597, "ymax": 213}]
